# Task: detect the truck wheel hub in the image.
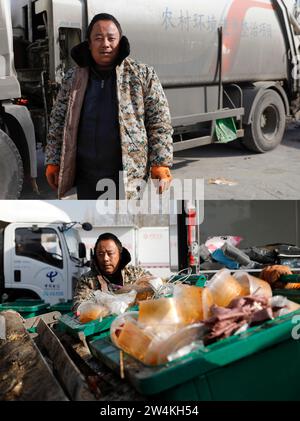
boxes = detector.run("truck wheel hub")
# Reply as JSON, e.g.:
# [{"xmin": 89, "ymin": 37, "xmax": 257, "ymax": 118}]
[{"xmin": 260, "ymin": 105, "xmax": 278, "ymax": 141}]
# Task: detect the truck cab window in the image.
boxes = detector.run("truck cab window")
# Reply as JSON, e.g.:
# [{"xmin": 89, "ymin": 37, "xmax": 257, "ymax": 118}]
[{"xmin": 15, "ymin": 228, "xmax": 63, "ymax": 269}]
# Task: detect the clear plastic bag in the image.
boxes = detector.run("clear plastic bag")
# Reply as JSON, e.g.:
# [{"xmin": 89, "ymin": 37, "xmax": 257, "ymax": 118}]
[
  {"xmin": 221, "ymin": 243, "xmax": 252, "ymax": 266},
  {"xmin": 167, "ymin": 341, "xmax": 204, "ymax": 362},
  {"xmin": 110, "ymin": 312, "xmax": 154, "ymax": 363},
  {"xmin": 93, "ymin": 289, "xmax": 137, "ymax": 315},
  {"xmin": 138, "ymin": 297, "xmax": 183, "ymax": 326},
  {"xmin": 234, "ymin": 271, "xmax": 272, "ymax": 299},
  {"xmin": 114, "ymin": 277, "xmax": 158, "ymax": 303},
  {"xmin": 110, "ymin": 311, "xmax": 206, "ymax": 366},
  {"xmin": 173, "ymin": 284, "xmax": 214, "ymax": 322},
  {"xmin": 77, "ymin": 301, "xmax": 109, "ymax": 323},
  {"xmin": 144, "ymin": 323, "xmax": 206, "ymax": 366},
  {"xmin": 138, "ymin": 285, "xmax": 213, "ymax": 329},
  {"xmin": 270, "ymin": 295, "xmax": 300, "ymax": 317},
  {"xmin": 110, "ymin": 311, "xmax": 139, "ymax": 345},
  {"xmin": 205, "ymin": 236, "xmax": 243, "ymax": 254},
  {"xmin": 206, "ymin": 268, "xmax": 247, "ymax": 307}
]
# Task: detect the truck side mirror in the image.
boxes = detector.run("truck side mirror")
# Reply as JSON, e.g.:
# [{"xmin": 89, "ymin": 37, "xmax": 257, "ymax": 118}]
[
  {"xmin": 82, "ymin": 223, "xmax": 93, "ymax": 231},
  {"xmin": 78, "ymin": 242, "xmax": 86, "ymax": 259}
]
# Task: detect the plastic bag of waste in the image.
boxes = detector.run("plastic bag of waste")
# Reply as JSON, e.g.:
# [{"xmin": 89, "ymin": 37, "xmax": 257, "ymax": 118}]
[
  {"xmin": 93, "ymin": 289, "xmax": 137, "ymax": 315},
  {"xmin": 144, "ymin": 323, "xmax": 206, "ymax": 366},
  {"xmin": 167, "ymin": 341, "xmax": 205, "ymax": 362},
  {"xmin": 110, "ymin": 312, "xmax": 155, "ymax": 363},
  {"xmin": 206, "ymin": 268, "xmax": 247, "ymax": 307},
  {"xmin": 110, "ymin": 311, "xmax": 138, "ymax": 344},
  {"xmin": 270, "ymin": 295, "xmax": 300, "ymax": 317},
  {"xmin": 242, "ymin": 246, "xmax": 276, "ymax": 264},
  {"xmin": 110, "ymin": 311, "xmax": 207, "ymax": 366},
  {"xmin": 221, "ymin": 243, "xmax": 252, "ymax": 266},
  {"xmin": 114, "ymin": 276, "xmax": 160, "ymax": 303},
  {"xmin": 205, "ymin": 236, "xmax": 243, "ymax": 254},
  {"xmin": 275, "ymin": 244, "xmax": 300, "ymax": 256},
  {"xmin": 138, "ymin": 286, "xmax": 213, "ymax": 328},
  {"xmin": 173, "ymin": 284, "xmax": 214, "ymax": 322},
  {"xmin": 138, "ymin": 297, "xmax": 182, "ymax": 326},
  {"xmin": 199, "ymin": 244, "xmax": 211, "ymax": 262},
  {"xmin": 77, "ymin": 302, "xmax": 109, "ymax": 323},
  {"xmin": 234, "ymin": 271, "xmax": 272, "ymax": 299}
]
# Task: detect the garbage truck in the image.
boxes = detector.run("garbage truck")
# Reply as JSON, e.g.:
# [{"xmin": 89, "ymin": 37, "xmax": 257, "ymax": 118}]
[
  {"xmin": 2, "ymin": 0, "xmax": 300, "ymax": 198},
  {"xmin": 0, "ymin": 201, "xmax": 92, "ymax": 304}
]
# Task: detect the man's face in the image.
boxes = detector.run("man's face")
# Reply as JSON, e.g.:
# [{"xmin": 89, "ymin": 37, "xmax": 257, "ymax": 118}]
[
  {"xmin": 96, "ymin": 239, "xmax": 121, "ymax": 275},
  {"xmin": 89, "ymin": 20, "xmax": 121, "ymax": 68}
]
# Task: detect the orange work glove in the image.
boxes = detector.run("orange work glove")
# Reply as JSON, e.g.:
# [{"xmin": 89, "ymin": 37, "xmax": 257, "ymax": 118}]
[
  {"xmin": 46, "ymin": 164, "xmax": 60, "ymax": 191},
  {"xmin": 151, "ymin": 166, "xmax": 172, "ymax": 194}
]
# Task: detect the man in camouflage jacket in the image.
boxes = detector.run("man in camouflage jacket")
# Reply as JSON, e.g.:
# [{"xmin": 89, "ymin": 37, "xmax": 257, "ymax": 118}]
[
  {"xmin": 45, "ymin": 13, "xmax": 173, "ymax": 199},
  {"xmin": 73, "ymin": 232, "xmax": 151, "ymax": 312}
]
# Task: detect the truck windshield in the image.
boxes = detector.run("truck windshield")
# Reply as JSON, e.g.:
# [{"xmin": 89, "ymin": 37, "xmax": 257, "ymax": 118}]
[{"xmin": 64, "ymin": 228, "xmax": 81, "ymax": 259}]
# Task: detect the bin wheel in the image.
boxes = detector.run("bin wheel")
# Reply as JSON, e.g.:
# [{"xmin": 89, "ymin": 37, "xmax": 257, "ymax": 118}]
[
  {"xmin": 243, "ymin": 90, "xmax": 286, "ymax": 153},
  {"xmin": 0, "ymin": 130, "xmax": 24, "ymax": 199}
]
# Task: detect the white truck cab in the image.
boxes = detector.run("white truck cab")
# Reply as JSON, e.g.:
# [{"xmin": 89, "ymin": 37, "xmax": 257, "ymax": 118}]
[{"xmin": 0, "ymin": 201, "xmax": 91, "ymax": 304}]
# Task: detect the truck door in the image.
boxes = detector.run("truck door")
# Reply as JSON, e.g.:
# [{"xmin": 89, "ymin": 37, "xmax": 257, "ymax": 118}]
[{"xmin": 9, "ymin": 226, "xmax": 67, "ymax": 304}]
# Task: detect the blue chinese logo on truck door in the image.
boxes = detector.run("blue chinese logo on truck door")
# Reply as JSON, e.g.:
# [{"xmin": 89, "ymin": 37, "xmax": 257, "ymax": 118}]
[{"xmin": 46, "ymin": 271, "xmax": 58, "ymax": 283}]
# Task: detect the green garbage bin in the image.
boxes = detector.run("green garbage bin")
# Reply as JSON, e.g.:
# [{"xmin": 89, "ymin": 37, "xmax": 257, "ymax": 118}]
[
  {"xmin": 273, "ymin": 274, "xmax": 300, "ymax": 303},
  {"xmin": 57, "ymin": 312, "xmax": 115, "ymax": 339},
  {"xmin": 0, "ymin": 299, "xmax": 49, "ymax": 319},
  {"xmin": 170, "ymin": 274, "xmax": 206, "ymax": 287},
  {"xmin": 57, "ymin": 305, "xmax": 139, "ymax": 340},
  {"xmin": 50, "ymin": 300, "xmax": 73, "ymax": 314},
  {"xmin": 89, "ymin": 309, "xmax": 300, "ymax": 401}
]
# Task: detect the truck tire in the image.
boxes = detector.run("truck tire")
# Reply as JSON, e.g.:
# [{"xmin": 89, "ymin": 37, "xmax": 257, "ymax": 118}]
[
  {"xmin": 0, "ymin": 130, "xmax": 24, "ymax": 199},
  {"xmin": 243, "ymin": 90, "xmax": 286, "ymax": 153}
]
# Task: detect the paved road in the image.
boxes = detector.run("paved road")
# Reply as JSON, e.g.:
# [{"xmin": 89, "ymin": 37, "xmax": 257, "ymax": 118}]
[
  {"xmin": 21, "ymin": 123, "xmax": 300, "ymax": 200},
  {"xmin": 21, "ymin": 144, "xmax": 76, "ymax": 200},
  {"xmin": 172, "ymin": 122, "xmax": 300, "ymax": 200}
]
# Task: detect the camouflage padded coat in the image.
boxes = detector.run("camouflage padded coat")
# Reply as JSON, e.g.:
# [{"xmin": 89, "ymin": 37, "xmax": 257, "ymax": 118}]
[
  {"xmin": 45, "ymin": 57, "xmax": 173, "ymax": 199},
  {"xmin": 73, "ymin": 264, "xmax": 151, "ymax": 311}
]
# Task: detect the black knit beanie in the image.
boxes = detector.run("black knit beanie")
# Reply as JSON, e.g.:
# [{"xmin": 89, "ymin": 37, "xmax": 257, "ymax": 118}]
[{"xmin": 86, "ymin": 13, "xmax": 123, "ymax": 40}]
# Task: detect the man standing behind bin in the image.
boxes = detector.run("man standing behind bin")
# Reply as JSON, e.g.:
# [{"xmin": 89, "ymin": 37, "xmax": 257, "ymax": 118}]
[
  {"xmin": 45, "ymin": 13, "xmax": 173, "ymax": 199},
  {"xmin": 72, "ymin": 232, "xmax": 152, "ymax": 312}
]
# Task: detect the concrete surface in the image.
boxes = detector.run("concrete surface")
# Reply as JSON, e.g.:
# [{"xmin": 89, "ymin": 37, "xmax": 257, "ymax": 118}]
[
  {"xmin": 20, "ymin": 123, "xmax": 300, "ymax": 200},
  {"xmin": 172, "ymin": 122, "xmax": 300, "ymax": 200}
]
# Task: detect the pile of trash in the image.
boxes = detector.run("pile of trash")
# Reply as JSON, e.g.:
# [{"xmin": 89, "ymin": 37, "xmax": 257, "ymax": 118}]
[
  {"xmin": 203, "ymin": 294, "xmax": 299, "ymax": 345},
  {"xmin": 110, "ymin": 268, "xmax": 300, "ymax": 366},
  {"xmin": 76, "ymin": 276, "xmax": 168, "ymax": 323},
  {"xmin": 199, "ymin": 236, "xmax": 300, "ymax": 272},
  {"xmin": 110, "ymin": 284, "xmax": 210, "ymax": 366}
]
